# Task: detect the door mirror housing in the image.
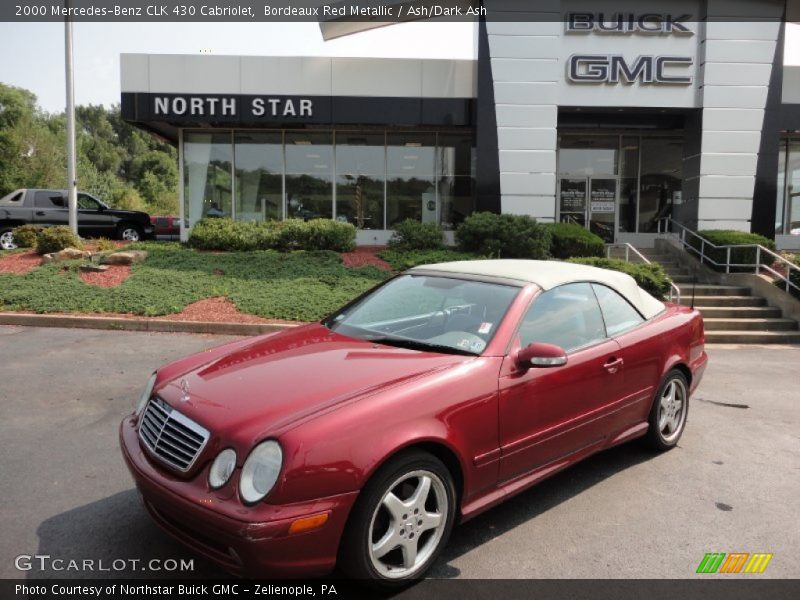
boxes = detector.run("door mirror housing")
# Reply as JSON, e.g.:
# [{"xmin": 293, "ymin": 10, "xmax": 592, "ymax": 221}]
[{"xmin": 515, "ymin": 342, "xmax": 568, "ymax": 369}]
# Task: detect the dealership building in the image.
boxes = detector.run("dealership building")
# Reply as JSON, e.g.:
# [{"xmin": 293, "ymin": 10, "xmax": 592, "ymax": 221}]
[{"xmin": 120, "ymin": 0, "xmax": 800, "ymax": 249}]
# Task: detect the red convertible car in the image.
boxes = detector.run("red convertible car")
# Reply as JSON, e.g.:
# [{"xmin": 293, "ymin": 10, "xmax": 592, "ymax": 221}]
[{"xmin": 120, "ymin": 260, "xmax": 706, "ymax": 585}]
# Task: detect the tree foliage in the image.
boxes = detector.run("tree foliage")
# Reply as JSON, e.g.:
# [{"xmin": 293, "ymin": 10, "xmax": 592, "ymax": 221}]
[{"xmin": 0, "ymin": 83, "xmax": 178, "ymax": 215}]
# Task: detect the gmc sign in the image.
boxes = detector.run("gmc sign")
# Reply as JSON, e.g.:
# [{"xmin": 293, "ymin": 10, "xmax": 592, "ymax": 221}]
[{"xmin": 568, "ymin": 55, "xmax": 693, "ymax": 85}]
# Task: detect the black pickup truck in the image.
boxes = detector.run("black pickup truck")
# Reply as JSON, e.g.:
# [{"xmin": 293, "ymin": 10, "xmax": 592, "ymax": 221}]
[{"xmin": 0, "ymin": 189, "xmax": 154, "ymax": 250}]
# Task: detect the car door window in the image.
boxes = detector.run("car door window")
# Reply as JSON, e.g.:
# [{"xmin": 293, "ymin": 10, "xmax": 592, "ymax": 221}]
[
  {"xmin": 592, "ymin": 284, "xmax": 645, "ymax": 336},
  {"xmin": 519, "ymin": 282, "xmax": 606, "ymax": 352},
  {"xmin": 77, "ymin": 194, "xmax": 101, "ymax": 210},
  {"xmin": 34, "ymin": 192, "xmax": 65, "ymax": 208}
]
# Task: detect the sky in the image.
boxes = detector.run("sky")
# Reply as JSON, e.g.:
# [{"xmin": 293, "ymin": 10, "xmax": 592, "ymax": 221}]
[
  {"xmin": 1, "ymin": 21, "xmax": 799, "ymax": 114},
  {"xmin": 0, "ymin": 21, "xmax": 476, "ymax": 113}
]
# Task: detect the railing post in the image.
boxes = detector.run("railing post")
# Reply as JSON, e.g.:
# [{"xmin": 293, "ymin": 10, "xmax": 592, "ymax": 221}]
[
  {"xmin": 700, "ymin": 240, "xmax": 705, "ymax": 265},
  {"xmin": 755, "ymin": 246, "xmax": 760, "ymax": 275},
  {"xmin": 625, "ymin": 245, "xmax": 630, "ymax": 263},
  {"xmin": 726, "ymin": 247, "xmax": 731, "ymax": 274}
]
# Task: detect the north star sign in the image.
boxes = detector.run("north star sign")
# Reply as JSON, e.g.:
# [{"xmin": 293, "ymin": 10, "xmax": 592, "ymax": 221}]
[
  {"xmin": 565, "ymin": 12, "xmax": 694, "ymax": 85},
  {"xmin": 153, "ymin": 96, "xmax": 313, "ymax": 118}
]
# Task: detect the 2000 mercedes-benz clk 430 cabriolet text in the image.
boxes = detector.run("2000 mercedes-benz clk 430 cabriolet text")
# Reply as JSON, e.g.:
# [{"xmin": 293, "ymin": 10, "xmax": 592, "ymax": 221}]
[{"xmin": 120, "ymin": 260, "xmax": 707, "ymax": 586}]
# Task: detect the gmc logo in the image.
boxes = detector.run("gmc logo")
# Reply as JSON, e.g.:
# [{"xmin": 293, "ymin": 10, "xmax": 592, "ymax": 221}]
[{"xmin": 568, "ymin": 55, "xmax": 693, "ymax": 85}]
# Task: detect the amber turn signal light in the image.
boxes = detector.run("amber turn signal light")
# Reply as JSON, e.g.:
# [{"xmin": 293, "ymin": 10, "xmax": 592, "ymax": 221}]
[{"xmin": 288, "ymin": 512, "xmax": 329, "ymax": 535}]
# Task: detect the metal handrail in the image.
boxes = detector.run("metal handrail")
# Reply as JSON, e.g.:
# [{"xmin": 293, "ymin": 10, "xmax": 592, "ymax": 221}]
[
  {"xmin": 656, "ymin": 217, "xmax": 800, "ymax": 296},
  {"xmin": 606, "ymin": 242, "xmax": 681, "ymax": 303}
]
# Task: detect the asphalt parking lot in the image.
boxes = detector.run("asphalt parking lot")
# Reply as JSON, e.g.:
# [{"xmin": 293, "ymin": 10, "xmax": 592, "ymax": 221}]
[{"xmin": 0, "ymin": 326, "xmax": 798, "ymax": 580}]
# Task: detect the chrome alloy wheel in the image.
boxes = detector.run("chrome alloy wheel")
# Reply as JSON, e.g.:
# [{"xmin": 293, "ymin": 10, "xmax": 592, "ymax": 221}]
[
  {"xmin": 367, "ymin": 469, "xmax": 448, "ymax": 579},
  {"xmin": 0, "ymin": 231, "xmax": 17, "ymax": 250},
  {"xmin": 658, "ymin": 378, "xmax": 687, "ymax": 443},
  {"xmin": 120, "ymin": 227, "xmax": 141, "ymax": 242}
]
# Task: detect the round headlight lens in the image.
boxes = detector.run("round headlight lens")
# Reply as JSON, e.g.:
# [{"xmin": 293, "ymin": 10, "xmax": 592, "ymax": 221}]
[
  {"xmin": 239, "ymin": 440, "xmax": 282, "ymax": 504},
  {"xmin": 208, "ymin": 448, "xmax": 237, "ymax": 489},
  {"xmin": 135, "ymin": 372, "xmax": 157, "ymax": 417}
]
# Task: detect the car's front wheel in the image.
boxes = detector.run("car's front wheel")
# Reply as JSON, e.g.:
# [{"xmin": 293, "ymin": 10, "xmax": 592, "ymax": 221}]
[
  {"xmin": 118, "ymin": 224, "xmax": 142, "ymax": 242},
  {"xmin": 644, "ymin": 369, "xmax": 689, "ymax": 451},
  {"xmin": 0, "ymin": 228, "xmax": 18, "ymax": 250},
  {"xmin": 340, "ymin": 450, "xmax": 455, "ymax": 587}
]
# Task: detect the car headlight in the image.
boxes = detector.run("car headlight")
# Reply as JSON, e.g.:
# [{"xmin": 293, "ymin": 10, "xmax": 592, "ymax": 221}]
[
  {"xmin": 208, "ymin": 448, "xmax": 237, "ymax": 489},
  {"xmin": 135, "ymin": 372, "xmax": 157, "ymax": 417},
  {"xmin": 239, "ymin": 440, "xmax": 282, "ymax": 504}
]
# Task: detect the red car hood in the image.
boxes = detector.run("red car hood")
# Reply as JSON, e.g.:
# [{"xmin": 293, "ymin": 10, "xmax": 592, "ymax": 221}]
[{"xmin": 154, "ymin": 323, "xmax": 472, "ymax": 439}]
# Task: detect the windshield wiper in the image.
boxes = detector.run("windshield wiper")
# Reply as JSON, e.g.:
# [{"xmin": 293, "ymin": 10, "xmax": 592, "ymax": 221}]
[{"xmin": 365, "ymin": 336, "xmax": 478, "ymax": 356}]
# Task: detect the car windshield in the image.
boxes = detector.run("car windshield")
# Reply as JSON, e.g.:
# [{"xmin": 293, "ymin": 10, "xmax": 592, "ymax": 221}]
[{"xmin": 326, "ymin": 274, "xmax": 521, "ymax": 355}]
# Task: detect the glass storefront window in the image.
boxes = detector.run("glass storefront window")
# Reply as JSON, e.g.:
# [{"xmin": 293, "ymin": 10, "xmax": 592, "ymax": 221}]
[
  {"xmin": 781, "ymin": 139, "xmax": 800, "ymax": 235},
  {"xmin": 335, "ymin": 132, "xmax": 385, "ymax": 229},
  {"xmin": 638, "ymin": 137, "xmax": 683, "ymax": 233},
  {"xmin": 437, "ymin": 133, "xmax": 476, "ymax": 229},
  {"xmin": 234, "ymin": 132, "xmax": 282, "ymax": 221},
  {"xmin": 558, "ymin": 135, "xmax": 618, "ymax": 176},
  {"xmin": 184, "ymin": 132, "xmax": 233, "ymax": 226},
  {"xmin": 386, "ymin": 133, "xmax": 436, "ymax": 227},
  {"xmin": 619, "ymin": 136, "xmax": 639, "ymax": 233},
  {"xmin": 285, "ymin": 132, "xmax": 333, "ymax": 220}
]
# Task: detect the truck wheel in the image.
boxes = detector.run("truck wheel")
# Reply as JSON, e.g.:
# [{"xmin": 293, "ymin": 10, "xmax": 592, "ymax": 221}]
[
  {"xmin": 118, "ymin": 224, "xmax": 142, "ymax": 242},
  {"xmin": 0, "ymin": 228, "xmax": 18, "ymax": 250}
]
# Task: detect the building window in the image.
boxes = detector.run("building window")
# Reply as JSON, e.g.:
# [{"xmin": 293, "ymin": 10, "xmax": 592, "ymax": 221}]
[
  {"xmin": 438, "ymin": 133, "xmax": 476, "ymax": 230},
  {"xmin": 386, "ymin": 132, "xmax": 437, "ymax": 227},
  {"xmin": 234, "ymin": 132, "xmax": 283, "ymax": 221},
  {"xmin": 335, "ymin": 132, "xmax": 386, "ymax": 229},
  {"xmin": 285, "ymin": 131, "xmax": 333, "ymax": 220},
  {"xmin": 777, "ymin": 137, "xmax": 800, "ymax": 235},
  {"xmin": 638, "ymin": 137, "xmax": 683, "ymax": 233},
  {"xmin": 184, "ymin": 132, "xmax": 233, "ymax": 226}
]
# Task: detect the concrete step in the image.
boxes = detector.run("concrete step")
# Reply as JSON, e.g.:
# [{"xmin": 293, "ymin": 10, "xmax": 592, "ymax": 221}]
[
  {"xmin": 698, "ymin": 306, "xmax": 783, "ymax": 319},
  {"xmin": 681, "ymin": 295, "xmax": 766, "ymax": 307},
  {"xmin": 705, "ymin": 330, "xmax": 800, "ymax": 344},
  {"xmin": 663, "ymin": 269, "xmax": 691, "ymax": 277},
  {"xmin": 670, "ymin": 274, "xmax": 705, "ymax": 283},
  {"xmin": 676, "ymin": 284, "xmax": 751, "ymax": 296},
  {"xmin": 703, "ymin": 318, "xmax": 799, "ymax": 331}
]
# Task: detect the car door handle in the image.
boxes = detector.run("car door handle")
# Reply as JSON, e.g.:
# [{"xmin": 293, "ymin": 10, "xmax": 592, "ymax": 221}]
[
  {"xmin": 604, "ymin": 357, "xmax": 623, "ymax": 374},
  {"xmin": 35, "ymin": 211, "xmax": 46, "ymax": 216}
]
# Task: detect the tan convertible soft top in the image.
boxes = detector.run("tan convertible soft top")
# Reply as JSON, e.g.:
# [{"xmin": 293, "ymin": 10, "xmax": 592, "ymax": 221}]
[{"xmin": 410, "ymin": 259, "xmax": 666, "ymax": 320}]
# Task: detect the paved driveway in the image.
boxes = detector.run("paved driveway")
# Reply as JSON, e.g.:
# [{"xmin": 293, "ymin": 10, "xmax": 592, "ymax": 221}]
[{"xmin": 0, "ymin": 326, "xmax": 797, "ymax": 580}]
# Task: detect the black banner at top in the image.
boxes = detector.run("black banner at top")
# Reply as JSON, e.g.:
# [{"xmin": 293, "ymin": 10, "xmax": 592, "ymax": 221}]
[{"xmin": 0, "ymin": 0, "xmax": 787, "ymax": 23}]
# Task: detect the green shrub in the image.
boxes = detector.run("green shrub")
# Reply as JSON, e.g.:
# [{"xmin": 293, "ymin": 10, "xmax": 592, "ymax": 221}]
[
  {"xmin": 94, "ymin": 238, "xmax": 117, "ymax": 251},
  {"xmin": 187, "ymin": 218, "xmax": 355, "ymax": 253},
  {"xmin": 567, "ymin": 257, "xmax": 672, "ymax": 300},
  {"xmin": 388, "ymin": 219, "xmax": 445, "ymax": 250},
  {"xmin": 35, "ymin": 226, "xmax": 83, "ymax": 255},
  {"xmin": 378, "ymin": 249, "xmax": 480, "ymax": 271},
  {"xmin": 691, "ymin": 230, "xmax": 776, "ymax": 271},
  {"xmin": 543, "ymin": 222, "xmax": 605, "ymax": 258},
  {"xmin": 776, "ymin": 253, "xmax": 800, "ymax": 299},
  {"xmin": 12, "ymin": 225, "xmax": 43, "ymax": 248},
  {"xmin": 456, "ymin": 212, "xmax": 551, "ymax": 259}
]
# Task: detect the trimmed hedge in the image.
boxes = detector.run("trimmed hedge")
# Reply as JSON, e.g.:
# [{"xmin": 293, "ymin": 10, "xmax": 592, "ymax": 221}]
[
  {"xmin": 378, "ymin": 249, "xmax": 479, "ymax": 271},
  {"xmin": 777, "ymin": 253, "xmax": 800, "ymax": 300},
  {"xmin": 388, "ymin": 219, "xmax": 445, "ymax": 250},
  {"xmin": 456, "ymin": 212, "xmax": 551, "ymax": 259},
  {"xmin": 12, "ymin": 224, "xmax": 43, "ymax": 248},
  {"xmin": 188, "ymin": 218, "xmax": 356, "ymax": 252},
  {"xmin": 567, "ymin": 257, "xmax": 672, "ymax": 300},
  {"xmin": 691, "ymin": 230, "xmax": 776, "ymax": 271},
  {"xmin": 543, "ymin": 222, "xmax": 605, "ymax": 258},
  {"xmin": 35, "ymin": 226, "xmax": 83, "ymax": 255}
]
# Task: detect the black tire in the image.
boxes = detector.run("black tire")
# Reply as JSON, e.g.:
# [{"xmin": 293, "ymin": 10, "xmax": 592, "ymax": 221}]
[
  {"xmin": 117, "ymin": 224, "xmax": 143, "ymax": 242},
  {"xmin": 339, "ymin": 450, "xmax": 456, "ymax": 588},
  {"xmin": 0, "ymin": 227, "xmax": 18, "ymax": 250},
  {"xmin": 643, "ymin": 369, "xmax": 690, "ymax": 451}
]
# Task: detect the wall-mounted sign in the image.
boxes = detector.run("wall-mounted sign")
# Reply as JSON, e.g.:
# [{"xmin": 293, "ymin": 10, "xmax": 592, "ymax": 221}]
[
  {"xmin": 153, "ymin": 96, "xmax": 313, "ymax": 118},
  {"xmin": 565, "ymin": 13, "xmax": 694, "ymax": 35},
  {"xmin": 568, "ymin": 55, "xmax": 693, "ymax": 85}
]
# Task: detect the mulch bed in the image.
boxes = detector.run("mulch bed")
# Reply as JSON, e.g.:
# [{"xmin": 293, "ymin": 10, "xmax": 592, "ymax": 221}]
[
  {"xmin": 0, "ymin": 251, "xmax": 42, "ymax": 275},
  {"xmin": 79, "ymin": 265, "xmax": 132, "ymax": 287},
  {"xmin": 341, "ymin": 246, "xmax": 391, "ymax": 270}
]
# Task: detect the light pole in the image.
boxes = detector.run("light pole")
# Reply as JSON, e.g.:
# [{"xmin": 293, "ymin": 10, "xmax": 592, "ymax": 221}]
[{"xmin": 64, "ymin": 2, "xmax": 78, "ymax": 234}]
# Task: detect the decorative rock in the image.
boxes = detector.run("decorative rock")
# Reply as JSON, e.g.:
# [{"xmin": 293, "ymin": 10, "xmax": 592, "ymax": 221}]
[
  {"xmin": 102, "ymin": 250, "xmax": 148, "ymax": 265},
  {"xmin": 79, "ymin": 264, "xmax": 109, "ymax": 273},
  {"xmin": 52, "ymin": 247, "xmax": 92, "ymax": 262},
  {"xmin": 40, "ymin": 254, "xmax": 55, "ymax": 265}
]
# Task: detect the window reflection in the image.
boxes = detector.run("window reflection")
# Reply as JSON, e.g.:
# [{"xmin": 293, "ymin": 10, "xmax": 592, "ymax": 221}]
[
  {"xmin": 386, "ymin": 133, "xmax": 436, "ymax": 227},
  {"xmin": 234, "ymin": 132, "xmax": 282, "ymax": 221},
  {"xmin": 184, "ymin": 132, "xmax": 233, "ymax": 225},
  {"xmin": 438, "ymin": 133, "xmax": 476, "ymax": 229},
  {"xmin": 778, "ymin": 138, "xmax": 800, "ymax": 235},
  {"xmin": 285, "ymin": 132, "xmax": 333, "ymax": 220},
  {"xmin": 639, "ymin": 137, "xmax": 683, "ymax": 233},
  {"xmin": 335, "ymin": 132, "xmax": 385, "ymax": 229}
]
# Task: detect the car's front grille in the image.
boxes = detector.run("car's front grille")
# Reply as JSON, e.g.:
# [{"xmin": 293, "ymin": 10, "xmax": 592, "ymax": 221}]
[{"xmin": 138, "ymin": 396, "xmax": 210, "ymax": 472}]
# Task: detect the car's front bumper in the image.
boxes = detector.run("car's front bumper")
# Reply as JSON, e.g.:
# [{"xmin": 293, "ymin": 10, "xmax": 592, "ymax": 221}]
[{"xmin": 119, "ymin": 416, "xmax": 358, "ymax": 577}]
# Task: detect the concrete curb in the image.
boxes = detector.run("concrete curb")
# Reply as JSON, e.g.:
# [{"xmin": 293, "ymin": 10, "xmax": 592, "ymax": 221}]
[{"xmin": 0, "ymin": 313, "xmax": 299, "ymax": 336}]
